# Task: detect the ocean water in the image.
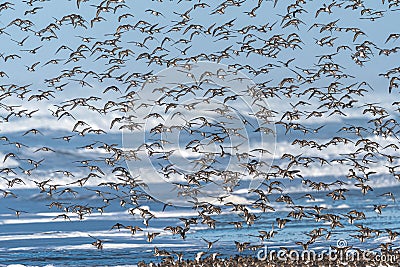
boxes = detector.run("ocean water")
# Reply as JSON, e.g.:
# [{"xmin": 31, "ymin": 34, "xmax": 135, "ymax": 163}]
[
  {"xmin": 0, "ymin": 131, "xmax": 399, "ymax": 266},
  {"xmin": 0, "ymin": 184, "xmax": 399, "ymax": 266}
]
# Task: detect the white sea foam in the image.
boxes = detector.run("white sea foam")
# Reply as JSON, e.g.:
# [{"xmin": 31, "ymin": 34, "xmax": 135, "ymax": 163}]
[
  {"xmin": 336, "ymin": 204, "xmax": 350, "ymax": 209},
  {"xmin": 0, "ymin": 230, "xmax": 142, "ymax": 241},
  {"xmin": 55, "ymin": 242, "xmax": 194, "ymax": 250},
  {"xmin": 306, "ymin": 198, "xmax": 325, "ymax": 203},
  {"xmin": 3, "ymin": 242, "xmax": 195, "ymax": 252}
]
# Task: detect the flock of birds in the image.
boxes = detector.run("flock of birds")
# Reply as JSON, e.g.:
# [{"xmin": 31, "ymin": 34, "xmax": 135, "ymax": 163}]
[{"xmin": 1, "ymin": 0, "xmax": 400, "ymax": 266}]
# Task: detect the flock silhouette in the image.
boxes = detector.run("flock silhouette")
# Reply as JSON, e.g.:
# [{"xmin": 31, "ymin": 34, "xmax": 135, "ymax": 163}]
[{"xmin": 0, "ymin": 0, "xmax": 400, "ymax": 266}]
